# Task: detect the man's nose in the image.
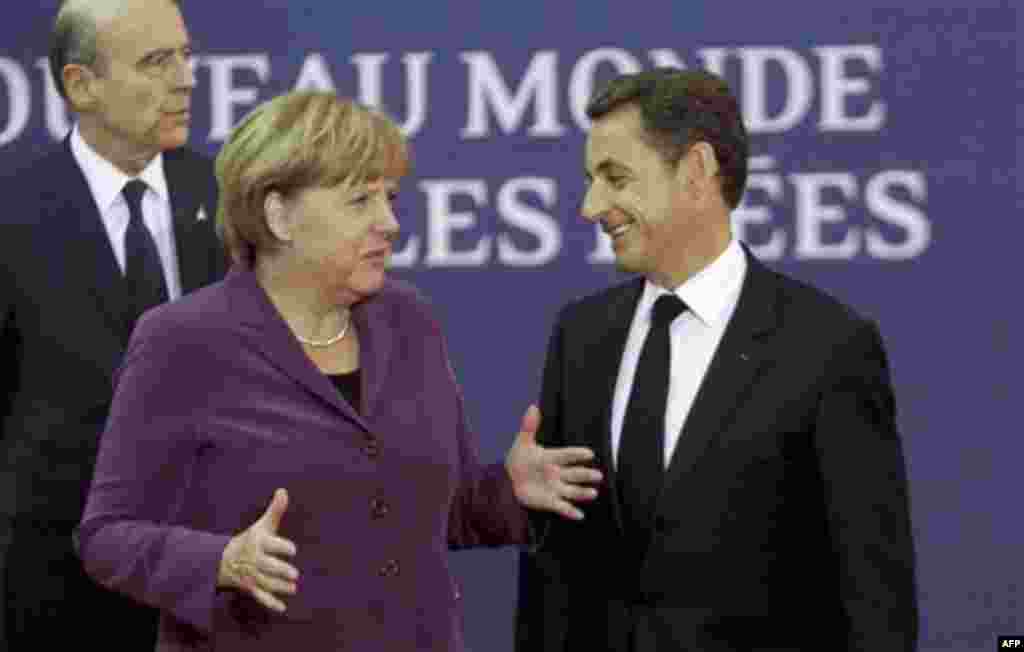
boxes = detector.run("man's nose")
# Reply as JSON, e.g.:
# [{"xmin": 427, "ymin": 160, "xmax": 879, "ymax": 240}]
[{"xmin": 580, "ymin": 184, "xmax": 607, "ymax": 223}]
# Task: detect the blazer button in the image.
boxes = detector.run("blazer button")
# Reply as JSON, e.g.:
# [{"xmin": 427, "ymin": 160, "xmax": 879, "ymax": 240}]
[
  {"xmin": 371, "ymin": 498, "xmax": 390, "ymax": 518},
  {"xmin": 653, "ymin": 515, "xmax": 668, "ymax": 533},
  {"xmin": 363, "ymin": 439, "xmax": 381, "ymax": 458},
  {"xmin": 379, "ymin": 559, "xmax": 401, "ymax": 577}
]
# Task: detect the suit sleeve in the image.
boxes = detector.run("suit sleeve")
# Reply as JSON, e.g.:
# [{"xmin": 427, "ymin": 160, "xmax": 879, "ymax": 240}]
[
  {"xmin": 0, "ymin": 291, "xmax": 16, "ymax": 442},
  {"xmin": 0, "ymin": 230, "xmax": 18, "ymax": 440},
  {"xmin": 814, "ymin": 319, "xmax": 918, "ymax": 651},
  {"xmin": 516, "ymin": 307, "xmax": 571, "ymax": 652},
  {"xmin": 442, "ymin": 329, "xmax": 530, "ymax": 549},
  {"xmin": 524, "ymin": 306, "xmax": 570, "ymax": 550},
  {"xmin": 74, "ymin": 318, "xmax": 231, "ymax": 635}
]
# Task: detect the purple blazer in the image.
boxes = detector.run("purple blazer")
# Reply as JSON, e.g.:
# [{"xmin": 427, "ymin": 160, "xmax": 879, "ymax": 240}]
[{"xmin": 76, "ymin": 267, "xmax": 528, "ymax": 651}]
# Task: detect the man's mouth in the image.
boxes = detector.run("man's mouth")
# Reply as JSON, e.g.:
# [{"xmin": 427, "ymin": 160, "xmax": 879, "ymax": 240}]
[{"xmin": 604, "ymin": 218, "xmax": 636, "ymax": 239}]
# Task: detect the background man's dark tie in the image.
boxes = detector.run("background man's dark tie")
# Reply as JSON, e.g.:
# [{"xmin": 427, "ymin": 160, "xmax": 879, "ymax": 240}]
[
  {"xmin": 122, "ymin": 179, "xmax": 169, "ymax": 331},
  {"xmin": 617, "ymin": 293, "xmax": 687, "ymax": 565}
]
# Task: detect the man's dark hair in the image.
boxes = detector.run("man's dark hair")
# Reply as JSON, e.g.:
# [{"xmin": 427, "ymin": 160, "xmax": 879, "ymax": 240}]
[{"xmin": 586, "ymin": 68, "xmax": 749, "ymax": 209}]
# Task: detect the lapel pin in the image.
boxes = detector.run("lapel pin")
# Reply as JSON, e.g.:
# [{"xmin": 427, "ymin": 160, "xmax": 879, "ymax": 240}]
[
  {"xmin": 195, "ymin": 206, "xmax": 208, "ymax": 222},
  {"xmin": 739, "ymin": 352, "xmax": 750, "ymax": 361}
]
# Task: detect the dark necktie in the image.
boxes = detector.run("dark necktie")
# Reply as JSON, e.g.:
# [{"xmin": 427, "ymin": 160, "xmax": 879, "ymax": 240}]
[
  {"xmin": 122, "ymin": 179, "xmax": 169, "ymax": 331},
  {"xmin": 617, "ymin": 293, "xmax": 687, "ymax": 561}
]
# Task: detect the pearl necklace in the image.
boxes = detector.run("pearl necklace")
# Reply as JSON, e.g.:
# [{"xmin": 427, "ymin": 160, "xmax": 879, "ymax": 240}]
[{"xmin": 294, "ymin": 314, "xmax": 351, "ymax": 348}]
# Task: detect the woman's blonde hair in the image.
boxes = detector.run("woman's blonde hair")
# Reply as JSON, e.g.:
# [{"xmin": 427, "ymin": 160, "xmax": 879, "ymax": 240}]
[{"xmin": 214, "ymin": 91, "xmax": 409, "ymax": 266}]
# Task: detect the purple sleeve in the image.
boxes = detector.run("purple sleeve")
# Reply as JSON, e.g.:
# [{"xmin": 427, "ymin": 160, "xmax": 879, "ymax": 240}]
[
  {"xmin": 439, "ymin": 331, "xmax": 530, "ymax": 549},
  {"xmin": 75, "ymin": 321, "xmax": 231, "ymax": 634}
]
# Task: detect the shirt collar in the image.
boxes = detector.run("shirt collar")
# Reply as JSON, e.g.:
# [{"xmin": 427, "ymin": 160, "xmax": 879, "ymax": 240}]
[
  {"xmin": 70, "ymin": 124, "xmax": 169, "ymax": 212},
  {"xmin": 639, "ymin": 238, "xmax": 747, "ymax": 327}
]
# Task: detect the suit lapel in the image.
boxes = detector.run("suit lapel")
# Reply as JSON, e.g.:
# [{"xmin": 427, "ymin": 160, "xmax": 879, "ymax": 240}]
[
  {"xmin": 48, "ymin": 141, "xmax": 133, "ymax": 342},
  {"xmin": 164, "ymin": 149, "xmax": 214, "ymax": 294},
  {"xmin": 226, "ymin": 268, "xmax": 370, "ymax": 433},
  {"xmin": 658, "ymin": 250, "xmax": 781, "ymax": 500},
  {"xmin": 590, "ymin": 278, "xmax": 645, "ymax": 535},
  {"xmin": 49, "ymin": 144, "xmax": 217, "ymax": 344}
]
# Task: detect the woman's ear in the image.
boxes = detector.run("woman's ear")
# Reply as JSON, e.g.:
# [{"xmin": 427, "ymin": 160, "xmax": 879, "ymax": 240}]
[{"xmin": 263, "ymin": 190, "xmax": 293, "ymax": 243}]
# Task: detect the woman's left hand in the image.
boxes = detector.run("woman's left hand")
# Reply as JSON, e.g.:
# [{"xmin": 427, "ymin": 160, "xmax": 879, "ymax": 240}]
[{"xmin": 505, "ymin": 405, "xmax": 603, "ymax": 520}]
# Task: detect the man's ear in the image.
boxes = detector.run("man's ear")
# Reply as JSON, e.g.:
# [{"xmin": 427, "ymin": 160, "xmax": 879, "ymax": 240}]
[
  {"xmin": 677, "ymin": 141, "xmax": 720, "ymax": 201},
  {"xmin": 263, "ymin": 190, "xmax": 294, "ymax": 242},
  {"xmin": 688, "ymin": 142, "xmax": 720, "ymax": 187},
  {"xmin": 62, "ymin": 64, "xmax": 98, "ymax": 112}
]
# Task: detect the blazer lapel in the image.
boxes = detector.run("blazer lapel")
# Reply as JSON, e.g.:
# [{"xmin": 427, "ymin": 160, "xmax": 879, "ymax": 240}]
[
  {"xmin": 658, "ymin": 250, "xmax": 781, "ymax": 499},
  {"xmin": 353, "ymin": 295, "xmax": 394, "ymax": 421},
  {"xmin": 49, "ymin": 141, "xmax": 133, "ymax": 342},
  {"xmin": 590, "ymin": 278, "xmax": 645, "ymax": 535},
  {"xmin": 226, "ymin": 268, "xmax": 370, "ymax": 433},
  {"xmin": 164, "ymin": 149, "xmax": 215, "ymax": 294}
]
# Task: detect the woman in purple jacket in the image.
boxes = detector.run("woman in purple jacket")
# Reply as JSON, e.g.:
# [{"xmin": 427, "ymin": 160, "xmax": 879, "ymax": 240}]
[{"xmin": 76, "ymin": 91, "xmax": 602, "ymax": 651}]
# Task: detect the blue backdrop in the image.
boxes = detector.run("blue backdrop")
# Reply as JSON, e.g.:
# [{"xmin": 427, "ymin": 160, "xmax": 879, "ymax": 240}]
[{"xmin": 2, "ymin": 1, "xmax": 1019, "ymax": 650}]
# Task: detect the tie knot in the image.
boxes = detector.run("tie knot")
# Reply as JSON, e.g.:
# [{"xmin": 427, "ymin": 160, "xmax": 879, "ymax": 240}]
[
  {"xmin": 651, "ymin": 294, "xmax": 686, "ymax": 328},
  {"xmin": 122, "ymin": 179, "xmax": 148, "ymax": 209}
]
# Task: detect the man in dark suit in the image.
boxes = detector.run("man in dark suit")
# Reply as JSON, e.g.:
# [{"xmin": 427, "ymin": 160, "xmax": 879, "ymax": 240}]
[
  {"xmin": 0, "ymin": 0, "xmax": 225, "ymax": 648},
  {"xmin": 515, "ymin": 69, "xmax": 918, "ymax": 651}
]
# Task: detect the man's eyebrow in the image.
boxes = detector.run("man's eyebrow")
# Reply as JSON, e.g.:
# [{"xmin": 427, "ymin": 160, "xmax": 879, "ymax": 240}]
[
  {"xmin": 137, "ymin": 42, "xmax": 192, "ymax": 65},
  {"xmin": 596, "ymin": 159, "xmax": 629, "ymax": 175},
  {"xmin": 585, "ymin": 159, "xmax": 627, "ymax": 181},
  {"xmin": 137, "ymin": 48, "xmax": 171, "ymax": 64}
]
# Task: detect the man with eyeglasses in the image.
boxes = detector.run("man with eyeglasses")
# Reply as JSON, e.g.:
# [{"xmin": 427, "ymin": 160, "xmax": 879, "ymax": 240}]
[{"xmin": 0, "ymin": 1, "xmax": 226, "ymax": 647}]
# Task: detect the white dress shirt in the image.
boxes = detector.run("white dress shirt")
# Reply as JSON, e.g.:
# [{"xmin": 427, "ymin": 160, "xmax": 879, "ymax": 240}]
[
  {"xmin": 70, "ymin": 125, "xmax": 182, "ymax": 300},
  {"xmin": 611, "ymin": 238, "xmax": 748, "ymax": 468}
]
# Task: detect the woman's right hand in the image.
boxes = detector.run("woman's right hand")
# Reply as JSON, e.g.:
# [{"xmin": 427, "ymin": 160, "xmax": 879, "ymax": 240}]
[{"xmin": 218, "ymin": 488, "xmax": 299, "ymax": 613}]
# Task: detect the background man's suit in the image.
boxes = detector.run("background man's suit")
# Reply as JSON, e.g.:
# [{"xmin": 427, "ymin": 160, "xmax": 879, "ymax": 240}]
[
  {"xmin": 516, "ymin": 249, "xmax": 918, "ymax": 651},
  {"xmin": 0, "ymin": 138, "xmax": 226, "ymax": 646}
]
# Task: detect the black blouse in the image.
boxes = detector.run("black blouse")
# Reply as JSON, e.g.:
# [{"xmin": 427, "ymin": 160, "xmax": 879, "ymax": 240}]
[{"xmin": 328, "ymin": 369, "xmax": 361, "ymax": 414}]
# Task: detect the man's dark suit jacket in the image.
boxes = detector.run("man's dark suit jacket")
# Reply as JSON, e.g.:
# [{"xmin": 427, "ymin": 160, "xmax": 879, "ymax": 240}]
[
  {"xmin": 516, "ymin": 250, "xmax": 918, "ymax": 652},
  {"xmin": 0, "ymin": 140, "xmax": 226, "ymax": 646}
]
